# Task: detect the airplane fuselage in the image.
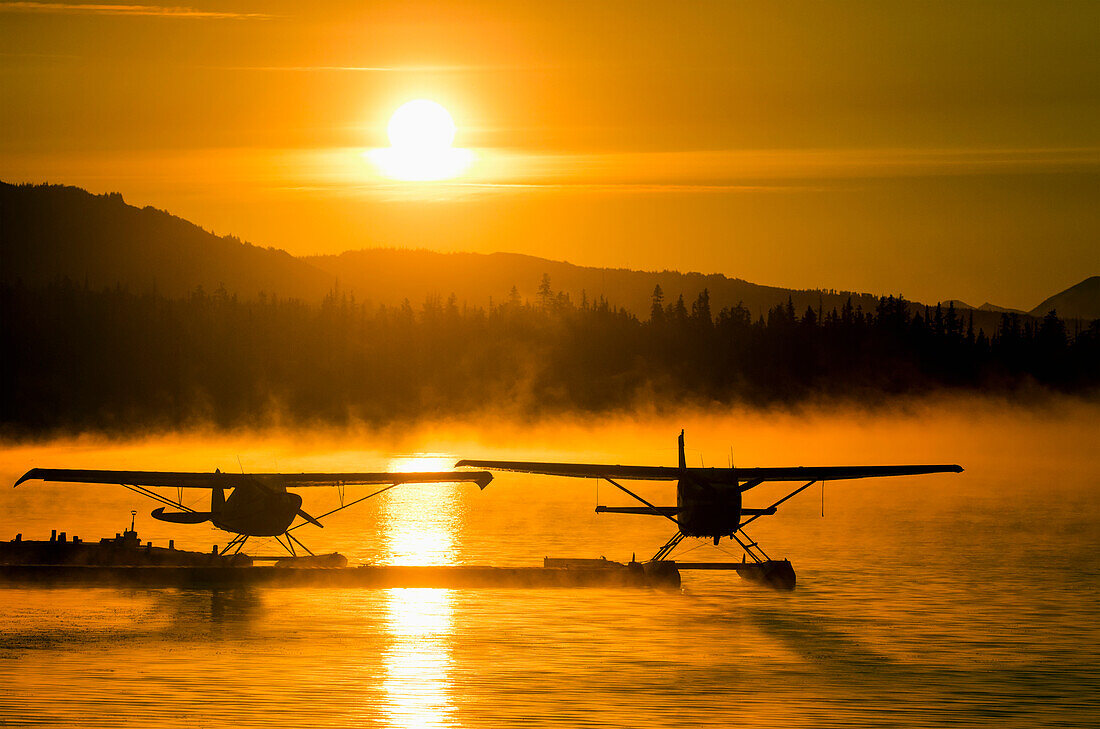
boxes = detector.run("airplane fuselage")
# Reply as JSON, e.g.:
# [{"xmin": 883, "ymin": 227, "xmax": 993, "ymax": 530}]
[
  {"xmin": 676, "ymin": 477, "xmax": 741, "ymax": 538},
  {"xmin": 210, "ymin": 482, "xmax": 303, "ymax": 537}
]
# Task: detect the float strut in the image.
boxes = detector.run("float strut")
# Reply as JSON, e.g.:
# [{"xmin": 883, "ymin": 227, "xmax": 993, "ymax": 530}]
[
  {"xmin": 650, "ymin": 531, "xmax": 686, "ymax": 562},
  {"xmin": 219, "ymin": 533, "xmax": 248, "ymax": 556}
]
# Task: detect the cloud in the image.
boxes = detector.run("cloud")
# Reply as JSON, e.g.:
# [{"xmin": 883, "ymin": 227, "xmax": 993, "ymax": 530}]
[
  {"xmin": 480, "ymin": 146, "xmax": 1100, "ymax": 185},
  {"xmin": 209, "ymin": 64, "xmax": 523, "ymax": 73},
  {"xmin": 0, "ymin": 51, "xmax": 80, "ymax": 58},
  {"xmin": 0, "ymin": 2, "xmax": 270, "ymax": 18}
]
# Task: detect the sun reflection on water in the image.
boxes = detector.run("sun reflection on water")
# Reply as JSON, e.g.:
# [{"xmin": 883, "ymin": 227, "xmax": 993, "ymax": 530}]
[
  {"xmin": 382, "ymin": 588, "xmax": 455, "ymax": 729},
  {"xmin": 380, "ymin": 455, "xmax": 459, "ymax": 729},
  {"xmin": 383, "ymin": 455, "xmax": 463, "ymax": 567}
]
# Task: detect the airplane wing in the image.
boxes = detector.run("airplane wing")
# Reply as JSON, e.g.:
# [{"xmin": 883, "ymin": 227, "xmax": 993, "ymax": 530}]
[
  {"xmin": 279, "ymin": 472, "xmax": 493, "ymax": 489},
  {"xmin": 718, "ymin": 465, "xmax": 962, "ymax": 481},
  {"xmin": 454, "ymin": 460, "xmax": 961, "ymax": 487},
  {"xmin": 14, "ymin": 468, "xmax": 493, "ymax": 490},
  {"xmin": 454, "ymin": 461, "xmax": 684, "ymax": 480}
]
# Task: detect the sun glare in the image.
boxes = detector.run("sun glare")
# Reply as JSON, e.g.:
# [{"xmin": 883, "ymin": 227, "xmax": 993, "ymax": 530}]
[
  {"xmin": 389, "ymin": 454, "xmax": 454, "ymax": 473},
  {"xmin": 382, "ymin": 453, "xmax": 463, "ymax": 566},
  {"xmin": 388, "ymin": 100, "xmax": 456, "ymax": 150},
  {"xmin": 368, "ymin": 100, "xmax": 473, "ymax": 182}
]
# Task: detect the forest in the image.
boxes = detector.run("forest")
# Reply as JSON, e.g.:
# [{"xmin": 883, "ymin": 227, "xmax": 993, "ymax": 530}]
[{"xmin": 2, "ymin": 275, "xmax": 1097, "ymax": 435}]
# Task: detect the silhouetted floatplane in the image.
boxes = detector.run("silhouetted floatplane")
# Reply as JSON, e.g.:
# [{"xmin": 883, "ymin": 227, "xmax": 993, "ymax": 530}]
[
  {"xmin": 13, "ymin": 467, "xmax": 493, "ymax": 556},
  {"xmin": 458, "ymin": 430, "xmax": 963, "ymax": 590},
  {"xmin": 5, "ymin": 466, "xmax": 678, "ymax": 588},
  {"xmin": 6, "ymin": 433, "xmax": 962, "ymax": 591}
]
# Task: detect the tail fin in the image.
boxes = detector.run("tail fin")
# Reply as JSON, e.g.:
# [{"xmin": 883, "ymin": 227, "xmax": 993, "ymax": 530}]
[
  {"xmin": 211, "ymin": 474, "xmax": 225, "ymax": 513},
  {"xmin": 678, "ymin": 430, "xmax": 686, "ymax": 470},
  {"xmin": 730, "ymin": 448, "xmax": 738, "ymax": 490}
]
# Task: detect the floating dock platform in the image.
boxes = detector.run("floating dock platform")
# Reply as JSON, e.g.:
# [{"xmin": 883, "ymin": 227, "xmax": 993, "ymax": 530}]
[
  {"xmin": 0, "ymin": 531, "xmax": 796, "ymax": 590},
  {"xmin": 0, "ymin": 563, "xmax": 675, "ymax": 589},
  {"xmin": 0, "ymin": 531, "xmax": 680, "ymax": 589}
]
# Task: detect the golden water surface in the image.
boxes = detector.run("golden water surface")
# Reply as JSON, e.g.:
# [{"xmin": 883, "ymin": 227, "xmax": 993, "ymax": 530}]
[{"xmin": 1, "ymin": 401, "xmax": 1097, "ymax": 727}]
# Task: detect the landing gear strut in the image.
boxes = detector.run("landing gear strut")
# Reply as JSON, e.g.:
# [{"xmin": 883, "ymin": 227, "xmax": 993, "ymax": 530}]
[
  {"xmin": 219, "ymin": 533, "xmax": 249, "ymax": 556},
  {"xmin": 647, "ymin": 527, "xmax": 795, "ymax": 590},
  {"xmin": 275, "ymin": 531, "xmax": 314, "ymax": 556},
  {"xmin": 220, "ymin": 531, "xmax": 316, "ymax": 557},
  {"xmin": 650, "ymin": 531, "xmax": 686, "ymax": 562},
  {"xmin": 731, "ymin": 527, "xmax": 770, "ymax": 564}
]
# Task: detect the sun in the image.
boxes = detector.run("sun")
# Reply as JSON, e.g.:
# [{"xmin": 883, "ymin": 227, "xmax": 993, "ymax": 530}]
[
  {"xmin": 368, "ymin": 99, "xmax": 473, "ymax": 181},
  {"xmin": 387, "ymin": 99, "xmax": 456, "ymax": 151}
]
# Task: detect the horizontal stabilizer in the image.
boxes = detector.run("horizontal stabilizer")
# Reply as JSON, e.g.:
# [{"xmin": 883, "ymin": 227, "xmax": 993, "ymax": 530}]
[
  {"xmin": 151, "ymin": 507, "xmax": 210, "ymax": 524},
  {"xmin": 594, "ymin": 506, "xmax": 680, "ymax": 517}
]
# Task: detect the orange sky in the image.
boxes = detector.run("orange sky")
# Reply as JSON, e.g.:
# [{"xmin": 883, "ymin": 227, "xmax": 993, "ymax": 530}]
[{"xmin": 2, "ymin": 1, "xmax": 1098, "ymax": 309}]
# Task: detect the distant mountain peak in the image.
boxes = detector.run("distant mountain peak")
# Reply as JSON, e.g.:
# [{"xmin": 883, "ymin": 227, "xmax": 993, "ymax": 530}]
[
  {"xmin": 1029, "ymin": 276, "xmax": 1100, "ymax": 320},
  {"xmin": 0, "ymin": 181, "xmax": 335, "ymax": 300}
]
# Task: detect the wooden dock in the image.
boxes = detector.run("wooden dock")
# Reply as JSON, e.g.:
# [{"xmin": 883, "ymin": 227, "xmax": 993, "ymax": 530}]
[{"xmin": 0, "ymin": 562, "xmax": 680, "ymax": 589}]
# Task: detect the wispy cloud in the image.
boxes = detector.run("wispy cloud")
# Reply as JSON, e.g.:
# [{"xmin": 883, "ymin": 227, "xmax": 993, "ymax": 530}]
[
  {"xmin": 0, "ymin": 51, "xmax": 80, "ymax": 58},
  {"xmin": 209, "ymin": 64, "xmax": 521, "ymax": 73},
  {"xmin": 443, "ymin": 182, "xmax": 801, "ymax": 193},
  {"xmin": 0, "ymin": 2, "xmax": 270, "ymax": 18}
]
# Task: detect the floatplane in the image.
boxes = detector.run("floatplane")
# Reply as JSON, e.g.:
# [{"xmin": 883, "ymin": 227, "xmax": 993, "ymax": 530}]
[
  {"xmin": 13, "ymin": 468, "xmax": 493, "ymax": 559},
  {"xmin": 458, "ymin": 430, "xmax": 962, "ymax": 588},
  {"xmin": 12, "ymin": 431, "xmax": 961, "ymax": 589}
]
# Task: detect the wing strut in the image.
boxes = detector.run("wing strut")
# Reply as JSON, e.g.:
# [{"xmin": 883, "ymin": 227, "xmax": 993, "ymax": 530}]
[
  {"xmin": 604, "ymin": 477, "xmax": 680, "ymax": 527},
  {"xmin": 739, "ymin": 480, "xmax": 818, "ymax": 529},
  {"xmin": 121, "ymin": 483, "xmax": 198, "ymax": 513},
  {"xmin": 286, "ymin": 483, "xmax": 401, "ymax": 532}
]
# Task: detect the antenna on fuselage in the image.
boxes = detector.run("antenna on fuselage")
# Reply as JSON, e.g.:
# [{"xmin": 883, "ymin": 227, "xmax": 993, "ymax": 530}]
[{"xmin": 678, "ymin": 430, "xmax": 686, "ymax": 470}]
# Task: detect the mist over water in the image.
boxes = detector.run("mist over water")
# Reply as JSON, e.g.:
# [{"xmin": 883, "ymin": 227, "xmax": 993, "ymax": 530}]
[{"xmin": 1, "ymin": 398, "xmax": 1098, "ymax": 727}]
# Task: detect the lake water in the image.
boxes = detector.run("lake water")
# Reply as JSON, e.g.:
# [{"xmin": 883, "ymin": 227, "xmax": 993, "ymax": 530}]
[{"xmin": 1, "ymin": 400, "xmax": 1098, "ymax": 728}]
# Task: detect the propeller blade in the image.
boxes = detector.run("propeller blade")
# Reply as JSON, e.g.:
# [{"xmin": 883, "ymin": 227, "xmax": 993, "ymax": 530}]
[{"xmin": 297, "ymin": 508, "xmax": 324, "ymax": 528}]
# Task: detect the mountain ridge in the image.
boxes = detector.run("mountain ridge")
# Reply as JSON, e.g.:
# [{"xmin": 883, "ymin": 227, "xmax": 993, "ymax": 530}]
[
  {"xmin": 3, "ymin": 181, "xmax": 1095, "ymax": 328},
  {"xmin": 1028, "ymin": 276, "xmax": 1100, "ymax": 321},
  {"xmin": 0, "ymin": 181, "xmax": 335, "ymax": 300}
]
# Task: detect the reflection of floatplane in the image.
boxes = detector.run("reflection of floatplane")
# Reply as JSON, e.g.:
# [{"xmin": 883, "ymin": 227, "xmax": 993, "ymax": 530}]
[
  {"xmin": 458, "ymin": 430, "xmax": 963, "ymax": 589},
  {"xmin": 13, "ymin": 468, "xmax": 493, "ymax": 559}
]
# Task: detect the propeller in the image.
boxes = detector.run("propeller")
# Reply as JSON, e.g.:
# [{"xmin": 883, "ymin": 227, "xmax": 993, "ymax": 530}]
[{"xmin": 297, "ymin": 508, "xmax": 324, "ymax": 528}]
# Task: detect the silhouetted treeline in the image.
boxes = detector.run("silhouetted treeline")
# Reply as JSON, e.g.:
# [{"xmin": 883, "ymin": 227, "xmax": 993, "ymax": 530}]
[{"xmin": 2, "ymin": 277, "xmax": 1098, "ymax": 434}]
